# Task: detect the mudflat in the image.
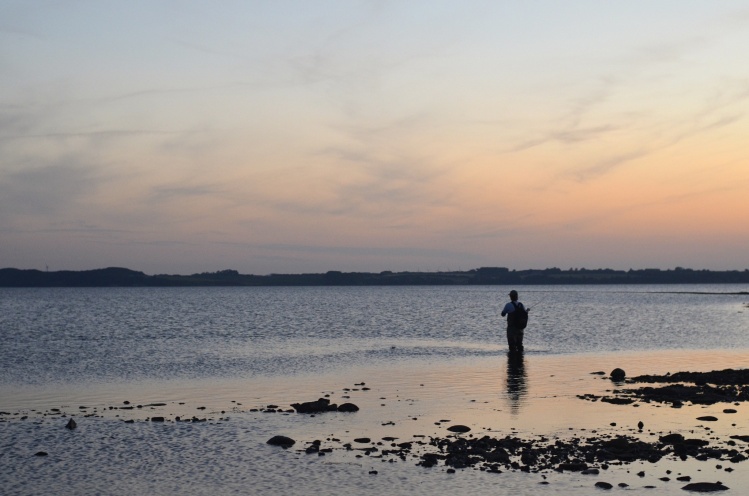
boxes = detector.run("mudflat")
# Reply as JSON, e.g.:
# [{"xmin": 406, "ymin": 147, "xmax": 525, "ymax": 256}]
[{"xmin": 1, "ymin": 349, "xmax": 747, "ymax": 495}]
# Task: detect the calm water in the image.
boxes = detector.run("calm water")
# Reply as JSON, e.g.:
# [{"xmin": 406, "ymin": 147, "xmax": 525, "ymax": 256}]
[
  {"xmin": 2, "ymin": 285, "xmax": 749, "ymax": 496},
  {"xmin": 1, "ymin": 285, "xmax": 748, "ymax": 386}
]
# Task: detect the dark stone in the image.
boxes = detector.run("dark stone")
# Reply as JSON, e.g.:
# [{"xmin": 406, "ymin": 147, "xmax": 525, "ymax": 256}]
[
  {"xmin": 559, "ymin": 462, "xmax": 588, "ymax": 471},
  {"xmin": 291, "ymin": 398, "xmax": 338, "ymax": 414},
  {"xmin": 601, "ymin": 397, "xmax": 634, "ymax": 405},
  {"xmin": 337, "ymin": 403, "xmax": 359, "ymax": 412},
  {"xmin": 65, "ymin": 418, "xmax": 77, "ymax": 430},
  {"xmin": 610, "ymin": 368, "xmax": 626, "ymax": 381},
  {"xmin": 447, "ymin": 425, "xmax": 471, "ymax": 433},
  {"xmin": 681, "ymin": 482, "xmax": 729, "ymax": 492},
  {"xmin": 34, "ymin": 451, "xmax": 48, "ymax": 457},
  {"xmin": 660, "ymin": 433, "xmax": 685, "ymax": 444},
  {"xmin": 354, "ymin": 438, "xmax": 371, "ymax": 444},
  {"xmin": 595, "ymin": 481, "xmax": 613, "ymax": 489},
  {"xmin": 151, "ymin": 417, "xmax": 165, "ymax": 422},
  {"xmin": 696, "ymin": 416, "xmax": 718, "ymax": 422},
  {"xmin": 267, "ymin": 435, "xmax": 295, "ymax": 448}
]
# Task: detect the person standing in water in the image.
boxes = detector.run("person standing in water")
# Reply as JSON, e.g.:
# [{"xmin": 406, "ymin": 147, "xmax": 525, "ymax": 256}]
[{"xmin": 501, "ymin": 290, "xmax": 528, "ymax": 353}]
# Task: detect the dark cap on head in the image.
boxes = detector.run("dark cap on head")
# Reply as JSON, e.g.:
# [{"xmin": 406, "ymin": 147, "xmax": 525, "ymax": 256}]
[{"xmin": 508, "ymin": 290, "xmax": 518, "ymax": 298}]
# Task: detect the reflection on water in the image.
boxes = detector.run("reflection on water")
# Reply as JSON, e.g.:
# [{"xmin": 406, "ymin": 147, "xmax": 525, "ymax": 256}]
[
  {"xmin": 0, "ymin": 284, "xmax": 747, "ymax": 386},
  {"xmin": 504, "ymin": 351, "xmax": 527, "ymax": 415}
]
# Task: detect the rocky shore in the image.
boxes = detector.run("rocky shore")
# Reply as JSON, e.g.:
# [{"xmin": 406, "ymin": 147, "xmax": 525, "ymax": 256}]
[
  {"xmin": 3, "ymin": 364, "xmax": 747, "ymax": 493},
  {"xmin": 267, "ymin": 367, "xmax": 748, "ymax": 492}
]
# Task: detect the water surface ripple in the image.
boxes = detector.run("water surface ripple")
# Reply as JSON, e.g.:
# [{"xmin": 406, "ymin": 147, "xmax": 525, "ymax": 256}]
[{"xmin": 1, "ymin": 285, "xmax": 747, "ymax": 385}]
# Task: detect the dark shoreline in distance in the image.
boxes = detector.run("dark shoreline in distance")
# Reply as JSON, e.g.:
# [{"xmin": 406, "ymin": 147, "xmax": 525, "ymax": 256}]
[{"xmin": 1, "ymin": 266, "xmax": 749, "ymax": 288}]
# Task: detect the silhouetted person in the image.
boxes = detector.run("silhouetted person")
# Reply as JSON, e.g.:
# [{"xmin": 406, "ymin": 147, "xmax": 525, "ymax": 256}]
[{"xmin": 501, "ymin": 289, "xmax": 527, "ymax": 353}]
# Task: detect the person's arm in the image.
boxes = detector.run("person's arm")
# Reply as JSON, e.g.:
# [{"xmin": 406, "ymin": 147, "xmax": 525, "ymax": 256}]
[{"xmin": 501, "ymin": 302, "xmax": 512, "ymax": 316}]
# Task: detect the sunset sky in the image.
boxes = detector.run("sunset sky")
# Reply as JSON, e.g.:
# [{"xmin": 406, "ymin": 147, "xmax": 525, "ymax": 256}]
[{"xmin": 2, "ymin": 1, "xmax": 749, "ymax": 275}]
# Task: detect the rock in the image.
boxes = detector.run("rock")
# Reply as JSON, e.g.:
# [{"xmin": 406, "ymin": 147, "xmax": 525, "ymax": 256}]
[
  {"xmin": 337, "ymin": 403, "xmax": 359, "ymax": 412},
  {"xmin": 150, "ymin": 417, "xmax": 165, "ymax": 422},
  {"xmin": 581, "ymin": 468, "xmax": 600, "ymax": 475},
  {"xmin": 660, "ymin": 433, "xmax": 686, "ymax": 444},
  {"xmin": 419, "ymin": 453, "xmax": 445, "ymax": 468},
  {"xmin": 595, "ymin": 481, "xmax": 613, "ymax": 489},
  {"xmin": 610, "ymin": 368, "xmax": 626, "ymax": 381},
  {"xmin": 681, "ymin": 482, "xmax": 729, "ymax": 492},
  {"xmin": 723, "ymin": 409, "xmax": 737, "ymax": 414},
  {"xmin": 34, "ymin": 451, "xmax": 48, "ymax": 457},
  {"xmin": 267, "ymin": 435, "xmax": 295, "ymax": 448},
  {"xmin": 600, "ymin": 397, "xmax": 634, "ymax": 405},
  {"xmin": 696, "ymin": 416, "xmax": 718, "ymax": 422},
  {"xmin": 354, "ymin": 438, "xmax": 371, "ymax": 444},
  {"xmin": 65, "ymin": 418, "xmax": 77, "ymax": 430},
  {"xmin": 291, "ymin": 398, "xmax": 338, "ymax": 414},
  {"xmin": 559, "ymin": 461, "xmax": 588, "ymax": 471},
  {"xmin": 447, "ymin": 425, "xmax": 471, "ymax": 433}
]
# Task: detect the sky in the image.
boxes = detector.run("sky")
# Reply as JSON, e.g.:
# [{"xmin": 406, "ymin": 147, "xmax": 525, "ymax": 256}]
[{"xmin": 2, "ymin": 1, "xmax": 749, "ymax": 275}]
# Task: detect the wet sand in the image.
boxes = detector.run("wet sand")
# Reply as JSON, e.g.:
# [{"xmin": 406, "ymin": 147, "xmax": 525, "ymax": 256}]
[{"xmin": 2, "ymin": 348, "xmax": 748, "ymax": 495}]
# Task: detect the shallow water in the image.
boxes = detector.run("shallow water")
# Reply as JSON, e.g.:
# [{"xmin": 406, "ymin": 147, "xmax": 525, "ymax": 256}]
[
  {"xmin": 1, "ymin": 285, "xmax": 747, "ymax": 386},
  {"xmin": 1, "ymin": 285, "xmax": 748, "ymax": 495},
  {"xmin": 2, "ymin": 350, "xmax": 748, "ymax": 496}
]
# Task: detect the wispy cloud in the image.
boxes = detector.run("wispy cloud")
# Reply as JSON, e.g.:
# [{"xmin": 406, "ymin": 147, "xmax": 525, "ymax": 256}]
[
  {"xmin": 569, "ymin": 149, "xmax": 650, "ymax": 183},
  {"xmin": 0, "ymin": 161, "xmax": 98, "ymax": 217},
  {"xmin": 148, "ymin": 184, "xmax": 222, "ymax": 204}
]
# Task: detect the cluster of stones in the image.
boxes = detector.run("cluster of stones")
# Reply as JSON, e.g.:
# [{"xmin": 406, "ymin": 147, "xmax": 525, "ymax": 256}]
[
  {"xmin": 583, "ymin": 368, "xmax": 749, "ymax": 407},
  {"xmin": 290, "ymin": 397, "xmax": 360, "ymax": 413},
  {"xmin": 415, "ymin": 431, "xmax": 748, "ymax": 472},
  {"xmin": 265, "ymin": 425, "xmax": 740, "ymax": 492}
]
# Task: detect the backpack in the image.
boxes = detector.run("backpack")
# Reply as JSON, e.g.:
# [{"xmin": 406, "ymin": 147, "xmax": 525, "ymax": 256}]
[{"xmin": 510, "ymin": 301, "xmax": 528, "ymax": 330}]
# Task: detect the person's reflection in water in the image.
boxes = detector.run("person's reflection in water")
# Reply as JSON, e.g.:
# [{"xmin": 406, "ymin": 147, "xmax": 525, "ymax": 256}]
[{"xmin": 505, "ymin": 351, "xmax": 527, "ymax": 415}]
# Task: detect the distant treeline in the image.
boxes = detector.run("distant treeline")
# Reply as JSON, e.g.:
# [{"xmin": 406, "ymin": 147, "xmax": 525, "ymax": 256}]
[{"xmin": 1, "ymin": 266, "xmax": 749, "ymax": 287}]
